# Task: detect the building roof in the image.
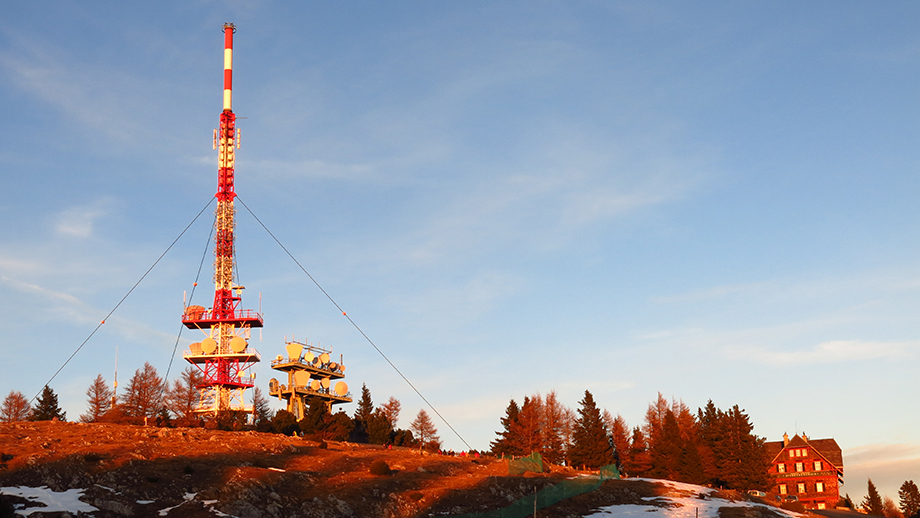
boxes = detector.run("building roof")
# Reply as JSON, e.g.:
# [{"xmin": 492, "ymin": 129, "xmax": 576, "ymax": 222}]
[{"xmin": 764, "ymin": 434, "xmax": 843, "ymax": 468}]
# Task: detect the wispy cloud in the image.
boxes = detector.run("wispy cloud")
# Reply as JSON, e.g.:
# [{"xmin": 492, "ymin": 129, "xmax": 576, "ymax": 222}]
[
  {"xmin": 844, "ymin": 443, "xmax": 920, "ymax": 501},
  {"xmin": 55, "ymin": 200, "xmax": 113, "ymax": 238},
  {"xmin": 0, "ymin": 31, "xmax": 148, "ymax": 146},
  {"xmin": 733, "ymin": 339, "xmax": 915, "ymax": 365}
]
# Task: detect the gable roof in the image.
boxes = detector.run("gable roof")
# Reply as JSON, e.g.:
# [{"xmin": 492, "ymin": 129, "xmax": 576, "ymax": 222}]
[{"xmin": 764, "ymin": 434, "xmax": 843, "ymax": 468}]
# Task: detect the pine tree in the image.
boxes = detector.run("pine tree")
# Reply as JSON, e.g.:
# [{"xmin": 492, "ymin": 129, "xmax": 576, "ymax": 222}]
[
  {"xmin": 80, "ymin": 374, "xmax": 113, "ymax": 422},
  {"xmin": 900, "ymin": 481, "xmax": 920, "ymax": 518},
  {"xmin": 351, "ymin": 384, "xmax": 374, "ymax": 443},
  {"xmin": 0, "ymin": 390, "xmax": 31, "ymax": 422},
  {"xmin": 625, "ymin": 426, "xmax": 651, "ymax": 477},
  {"xmin": 367, "ymin": 409, "xmax": 393, "ymax": 444},
  {"xmin": 649, "ymin": 409, "xmax": 682, "ymax": 480},
  {"xmin": 30, "ymin": 385, "xmax": 66, "ymax": 421},
  {"xmin": 863, "ymin": 479, "xmax": 885, "ymax": 516},
  {"xmin": 569, "ymin": 390, "xmax": 613, "ymax": 469},
  {"xmin": 410, "ymin": 409, "xmax": 440, "ymax": 452},
  {"xmin": 490, "ymin": 399, "xmax": 522, "ymax": 456}
]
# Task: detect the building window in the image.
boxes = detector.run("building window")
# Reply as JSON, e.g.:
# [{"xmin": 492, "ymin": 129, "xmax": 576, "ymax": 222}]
[
  {"xmin": 818, "ymin": 503, "xmax": 827, "ymax": 510},
  {"xmin": 777, "ymin": 463, "xmax": 786, "ymax": 473},
  {"xmin": 801, "ymin": 448, "xmax": 808, "ymax": 457},
  {"xmin": 814, "ymin": 461, "xmax": 823, "ymax": 471},
  {"xmin": 816, "ymin": 482, "xmax": 825, "ymax": 492},
  {"xmin": 797, "ymin": 483, "xmax": 806, "ymax": 494},
  {"xmin": 779, "ymin": 485, "xmax": 787, "ymax": 495},
  {"xmin": 795, "ymin": 462, "xmax": 803, "ymax": 472},
  {"xmin": 789, "ymin": 450, "xmax": 796, "ymax": 458}
]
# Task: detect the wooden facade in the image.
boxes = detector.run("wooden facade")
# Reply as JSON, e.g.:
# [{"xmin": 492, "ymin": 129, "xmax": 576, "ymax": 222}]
[{"xmin": 764, "ymin": 433, "xmax": 844, "ymax": 510}]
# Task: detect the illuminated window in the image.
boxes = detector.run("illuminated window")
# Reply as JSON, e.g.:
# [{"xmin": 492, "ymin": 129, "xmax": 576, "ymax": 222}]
[
  {"xmin": 777, "ymin": 463, "xmax": 786, "ymax": 473},
  {"xmin": 801, "ymin": 448, "xmax": 808, "ymax": 457},
  {"xmin": 789, "ymin": 450, "xmax": 796, "ymax": 458},
  {"xmin": 814, "ymin": 461, "xmax": 823, "ymax": 471},
  {"xmin": 798, "ymin": 483, "xmax": 806, "ymax": 493},
  {"xmin": 816, "ymin": 482, "xmax": 825, "ymax": 492},
  {"xmin": 818, "ymin": 503, "xmax": 827, "ymax": 510},
  {"xmin": 779, "ymin": 485, "xmax": 787, "ymax": 495},
  {"xmin": 795, "ymin": 462, "xmax": 803, "ymax": 472}
]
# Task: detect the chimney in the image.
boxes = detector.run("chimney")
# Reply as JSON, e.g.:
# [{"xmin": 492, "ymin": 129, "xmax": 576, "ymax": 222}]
[
  {"xmin": 783, "ymin": 433, "xmax": 789, "ymax": 447},
  {"xmin": 802, "ymin": 432, "xmax": 808, "ymax": 441}
]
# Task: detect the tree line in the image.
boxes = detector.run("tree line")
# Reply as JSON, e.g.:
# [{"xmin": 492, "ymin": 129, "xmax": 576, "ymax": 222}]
[
  {"xmin": 492, "ymin": 390, "xmax": 770, "ymax": 490},
  {"xmin": 859, "ymin": 478, "xmax": 920, "ymax": 518},
  {"xmin": 0, "ymin": 366, "xmax": 441, "ymax": 451}
]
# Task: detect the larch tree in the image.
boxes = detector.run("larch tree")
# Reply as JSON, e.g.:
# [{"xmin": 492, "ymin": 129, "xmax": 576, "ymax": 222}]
[
  {"xmin": 80, "ymin": 374, "xmax": 113, "ymax": 423},
  {"xmin": 604, "ymin": 410, "xmax": 631, "ymax": 471},
  {"xmin": 30, "ymin": 385, "xmax": 66, "ymax": 421},
  {"xmin": 410, "ymin": 409, "xmax": 440, "ymax": 452},
  {"xmin": 512, "ymin": 395, "xmax": 544, "ymax": 456},
  {"xmin": 569, "ymin": 390, "xmax": 613, "ymax": 470},
  {"xmin": 542, "ymin": 391, "xmax": 570, "ymax": 465},
  {"xmin": 1, "ymin": 390, "xmax": 31, "ymax": 422},
  {"xmin": 165, "ymin": 366, "xmax": 203, "ymax": 424},
  {"xmin": 251, "ymin": 386, "xmax": 273, "ymax": 430},
  {"xmin": 884, "ymin": 497, "xmax": 905, "ymax": 518},
  {"xmin": 900, "ymin": 480, "xmax": 920, "ymax": 518},
  {"xmin": 863, "ymin": 479, "xmax": 885, "ymax": 516},
  {"xmin": 121, "ymin": 362, "xmax": 164, "ymax": 419},
  {"xmin": 380, "ymin": 396, "xmax": 401, "ymax": 429}
]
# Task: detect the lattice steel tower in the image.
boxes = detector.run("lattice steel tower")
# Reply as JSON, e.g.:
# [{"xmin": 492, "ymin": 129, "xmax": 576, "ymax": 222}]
[{"xmin": 181, "ymin": 23, "xmax": 262, "ymax": 416}]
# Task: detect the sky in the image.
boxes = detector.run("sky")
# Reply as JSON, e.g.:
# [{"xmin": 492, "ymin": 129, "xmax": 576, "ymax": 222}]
[{"xmin": 1, "ymin": 0, "xmax": 919, "ymax": 504}]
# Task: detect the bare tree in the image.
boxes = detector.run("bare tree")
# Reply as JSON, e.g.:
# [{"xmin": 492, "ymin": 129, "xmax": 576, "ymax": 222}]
[
  {"xmin": 121, "ymin": 362, "xmax": 165, "ymax": 419},
  {"xmin": 884, "ymin": 497, "xmax": 905, "ymax": 518},
  {"xmin": 251, "ymin": 386, "xmax": 273, "ymax": 428},
  {"xmin": 410, "ymin": 409, "xmax": 440, "ymax": 452},
  {"xmin": 1, "ymin": 390, "xmax": 30, "ymax": 422},
  {"xmin": 165, "ymin": 366, "xmax": 202, "ymax": 423},
  {"xmin": 80, "ymin": 374, "xmax": 113, "ymax": 423},
  {"xmin": 380, "ymin": 396, "xmax": 401, "ymax": 429},
  {"xmin": 543, "ymin": 391, "xmax": 571, "ymax": 464}
]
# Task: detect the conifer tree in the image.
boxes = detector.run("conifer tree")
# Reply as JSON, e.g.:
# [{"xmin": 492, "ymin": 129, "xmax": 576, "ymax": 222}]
[
  {"xmin": 410, "ymin": 409, "xmax": 440, "ymax": 452},
  {"xmin": 30, "ymin": 385, "xmax": 66, "ymax": 421},
  {"xmin": 351, "ymin": 384, "xmax": 374, "ymax": 442},
  {"xmin": 165, "ymin": 366, "xmax": 202, "ymax": 424},
  {"xmin": 512, "ymin": 395, "xmax": 544, "ymax": 456},
  {"xmin": 367, "ymin": 409, "xmax": 394, "ymax": 444},
  {"xmin": 900, "ymin": 480, "xmax": 920, "ymax": 518},
  {"xmin": 490, "ymin": 399, "xmax": 522, "ymax": 456},
  {"xmin": 251, "ymin": 386, "xmax": 273, "ymax": 430},
  {"xmin": 649, "ymin": 409, "xmax": 682, "ymax": 480},
  {"xmin": 1, "ymin": 390, "xmax": 30, "ymax": 422},
  {"xmin": 542, "ymin": 391, "xmax": 570, "ymax": 465},
  {"xmin": 604, "ymin": 411, "xmax": 631, "ymax": 471},
  {"xmin": 380, "ymin": 396, "xmax": 401, "ymax": 429},
  {"xmin": 121, "ymin": 362, "xmax": 164, "ymax": 419},
  {"xmin": 569, "ymin": 390, "xmax": 613, "ymax": 469},
  {"xmin": 80, "ymin": 374, "xmax": 113, "ymax": 422},
  {"xmin": 863, "ymin": 479, "xmax": 885, "ymax": 516},
  {"xmin": 625, "ymin": 426, "xmax": 651, "ymax": 477}
]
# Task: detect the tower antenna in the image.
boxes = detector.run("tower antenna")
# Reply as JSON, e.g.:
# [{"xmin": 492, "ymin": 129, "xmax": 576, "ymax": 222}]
[{"xmin": 180, "ymin": 23, "xmax": 262, "ymax": 417}]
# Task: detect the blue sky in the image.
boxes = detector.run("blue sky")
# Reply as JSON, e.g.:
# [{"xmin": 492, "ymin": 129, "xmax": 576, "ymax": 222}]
[{"xmin": 2, "ymin": 1, "xmax": 919, "ymax": 502}]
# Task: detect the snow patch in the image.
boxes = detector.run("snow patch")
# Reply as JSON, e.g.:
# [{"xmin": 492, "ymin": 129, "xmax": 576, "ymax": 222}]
[
  {"xmin": 586, "ymin": 480, "xmax": 805, "ymax": 518},
  {"xmin": 0, "ymin": 486, "xmax": 98, "ymax": 516}
]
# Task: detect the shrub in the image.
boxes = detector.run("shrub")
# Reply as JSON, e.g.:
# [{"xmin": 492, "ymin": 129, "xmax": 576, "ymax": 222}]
[{"xmin": 369, "ymin": 460, "xmax": 391, "ymax": 476}]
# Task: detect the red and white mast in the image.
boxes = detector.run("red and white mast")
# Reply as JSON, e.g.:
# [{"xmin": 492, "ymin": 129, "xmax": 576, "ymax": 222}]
[{"xmin": 182, "ymin": 23, "xmax": 262, "ymax": 416}]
